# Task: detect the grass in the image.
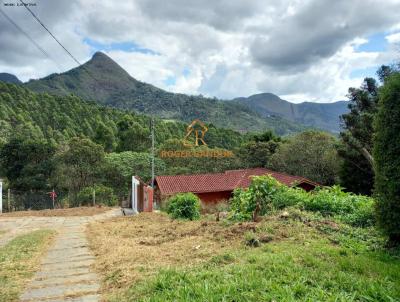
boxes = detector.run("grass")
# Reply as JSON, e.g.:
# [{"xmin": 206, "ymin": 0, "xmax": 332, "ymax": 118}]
[
  {"xmin": 1, "ymin": 206, "xmax": 111, "ymax": 217},
  {"xmin": 88, "ymin": 211, "xmax": 400, "ymax": 302},
  {"xmin": 0, "ymin": 230, "xmax": 55, "ymax": 302}
]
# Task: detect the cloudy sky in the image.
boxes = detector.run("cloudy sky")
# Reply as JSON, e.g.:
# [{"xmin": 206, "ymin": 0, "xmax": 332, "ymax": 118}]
[{"xmin": 1, "ymin": 0, "xmax": 400, "ymax": 103}]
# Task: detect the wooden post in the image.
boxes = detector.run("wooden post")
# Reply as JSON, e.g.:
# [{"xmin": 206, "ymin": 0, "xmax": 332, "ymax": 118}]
[
  {"xmin": 7, "ymin": 189, "xmax": 11, "ymax": 212},
  {"xmin": 92, "ymin": 189, "xmax": 96, "ymax": 207}
]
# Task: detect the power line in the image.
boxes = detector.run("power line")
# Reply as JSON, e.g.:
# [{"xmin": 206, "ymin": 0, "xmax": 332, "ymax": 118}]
[
  {"xmin": 0, "ymin": 8, "xmax": 63, "ymax": 72},
  {"xmin": 18, "ymin": 0, "xmax": 101, "ymax": 84},
  {"xmin": 18, "ymin": 0, "xmax": 82, "ymax": 66}
]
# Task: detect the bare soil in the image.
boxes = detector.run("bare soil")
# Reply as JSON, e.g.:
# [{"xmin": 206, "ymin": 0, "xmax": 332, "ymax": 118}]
[{"xmin": 1, "ymin": 206, "xmax": 111, "ymax": 217}]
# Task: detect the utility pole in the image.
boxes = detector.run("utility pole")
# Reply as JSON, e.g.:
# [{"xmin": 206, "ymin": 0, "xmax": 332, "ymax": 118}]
[
  {"xmin": 8, "ymin": 189, "xmax": 11, "ymax": 212},
  {"xmin": 0, "ymin": 179, "xmax": 2, "ymax": 214},
  {"xmin": 92, "ymin": 189, "xmax": 96, "ymax": 207},
  {"xmin": 151, "ymin": 116, "xmax": 155, "ymax": 188},
  {"xmin": 52, "ymin": 189, "xmax": 55, "ymax": 209}
]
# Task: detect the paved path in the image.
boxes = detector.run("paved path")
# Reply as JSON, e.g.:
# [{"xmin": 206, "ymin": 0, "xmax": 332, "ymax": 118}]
[{"xmin": 1, "ymin": 209, "xmax": 121, "ymax": 301}]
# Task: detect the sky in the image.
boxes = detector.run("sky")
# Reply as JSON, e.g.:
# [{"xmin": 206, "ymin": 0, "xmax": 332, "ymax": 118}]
[{"xmin": 0, "ymin": 0, "xmax": 400, "ymax": 103}]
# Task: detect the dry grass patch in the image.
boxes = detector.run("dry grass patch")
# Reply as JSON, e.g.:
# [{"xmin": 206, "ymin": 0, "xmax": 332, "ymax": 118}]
[
  {"xmin": 1, "ymin": 206, "xmax": 111, "ymax": 217},
  {"xmin": 86, "ymin": 209, "xmax": 400, "ymax": 301},
  {"xmin": 87, "ymin": 210, "xmax": 360, "ymax": 301},
  {"xmin": 87, "ymin": 212, "xmax": 256, "ymax": 298}
]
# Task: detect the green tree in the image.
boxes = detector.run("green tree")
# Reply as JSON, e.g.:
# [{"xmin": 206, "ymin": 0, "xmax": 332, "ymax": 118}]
[
  {"xmin": 339, "ymin": 78, "xmax": 378, "ymax": 194},
  {"xmin": 117, "ymin": 116, "xmax": 150, "ymax": 152},
  {"xmin": 105, "ymin": 152, "xmax": 166, "ymax": 194},
  {"xmin": 337, "ymin": 144, "xmax": 374, "ymax": 195},
  {"xmin": 94, "ymin": 122, "xmax": 117, "ymax": 152},
  {"xmin": 269, "ymin": 131, "xmax": 340, "ymax": 185},
  {"xmin": 0, "ymin": 138, "xmax": 55, "ymax": 190},
  {"xmin": 55, "ymin": 137, "xmax": 105, "ymax": 196},
  {"xmin": 237, "ymin": 131, "xmax": 280, "ymax": 168},
  {"xmin": 373, "ymin": 72, "xmax": 400, "ymax": 244}
]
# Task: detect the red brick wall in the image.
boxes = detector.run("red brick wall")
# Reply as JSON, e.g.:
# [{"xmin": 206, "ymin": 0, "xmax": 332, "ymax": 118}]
[
  {"xmin": 196, "ymin": 191, "xmax": 232, "ymax": 204},
  {"xmin": 296, "ymin": 182, "xmax": 316, "ymax": 192}
]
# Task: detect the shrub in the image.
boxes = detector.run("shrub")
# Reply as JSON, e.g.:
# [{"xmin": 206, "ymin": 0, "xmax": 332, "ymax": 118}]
[
  {"xmin": 166, "ymin": 193, "xmax": 201, "ymax": 220},
  {"xmin": 300, "ymin": 186, "xmax": 375, "ymax": 227},
  {"xmin": 77, "ymin": 185, "xmax": 118, "ymax": 206},
  {"xmin": 373, "ymin": 72, "xmax": 400, "ymax": 244},
  {"xmin": 229, "ymin": 176, "xmax": 375, "ymax": 227},
  {"xmin": 230, "ymin": 176, "xmax": 307, "ymax": 220}
]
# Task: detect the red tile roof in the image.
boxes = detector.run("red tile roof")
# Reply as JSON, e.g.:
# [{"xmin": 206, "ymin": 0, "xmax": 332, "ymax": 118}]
[{"xmin": 155, "ymin": 168, "xmax": 318, "ymax": 195}]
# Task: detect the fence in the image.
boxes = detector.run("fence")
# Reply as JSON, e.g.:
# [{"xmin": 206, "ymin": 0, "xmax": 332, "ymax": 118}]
[{"xmin": 1, "ymin": 189, "xmax": 68, "ymax": 213}]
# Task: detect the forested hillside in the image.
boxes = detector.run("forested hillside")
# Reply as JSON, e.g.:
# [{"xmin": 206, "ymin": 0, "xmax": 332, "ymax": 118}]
[
  {"xmin": 0, "ymin": 82, "xmax": 243, "ymax": 151},
  {"xmin": 24, "ymin": 52, "xmax": 305, "ymax": 135}
]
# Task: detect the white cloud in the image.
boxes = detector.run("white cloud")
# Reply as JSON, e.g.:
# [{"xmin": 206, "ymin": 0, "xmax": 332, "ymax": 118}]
[
  {"xmin": 386, "ymin": 32, "xmax": 400, "ymax": 44},
  {"xmin": 1, "ymin": 0, "xmax": 400, "ymax": 102}
]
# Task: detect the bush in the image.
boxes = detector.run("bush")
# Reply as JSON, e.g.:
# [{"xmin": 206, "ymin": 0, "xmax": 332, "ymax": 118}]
[
  {"xmin": 230, "ymin": 176, "xmax": 308, "ymax": 220},
  {"xmin": 300, "ymin": 186, "xmax": 375, "ymax": 227},
  {"xmin": 373, "ymin": 72, "xmax": 400, "ymax": 244},
  {"xmin": 77, "ymin": 185, "xmax": 118, "ymax": 206},
  {"xmin": 166, "ymin": 193, "xmax": 201, "ymax": 220},
  {"xmin": 229, "ymin": 176, "xmax": 375, "ymax": 227}
]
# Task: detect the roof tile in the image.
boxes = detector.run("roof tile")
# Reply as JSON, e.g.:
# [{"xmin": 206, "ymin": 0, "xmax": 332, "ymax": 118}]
[{"xmin": 155, "ymin": 168, "xmax": 318, "ymax": 195}]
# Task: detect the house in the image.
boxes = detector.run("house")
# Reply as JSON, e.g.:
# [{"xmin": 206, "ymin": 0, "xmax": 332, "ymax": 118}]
[{"xmin": 154, "ymin": 168, "xmax": 319, "ymax": 205}]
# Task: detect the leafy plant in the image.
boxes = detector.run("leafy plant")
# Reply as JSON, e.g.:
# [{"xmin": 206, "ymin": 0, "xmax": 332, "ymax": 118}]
[
  {"xmin": 166, "ymin": 193, "xmax": 201, "ymax": 220},
  {"xmin": 229, "ymin": 176, "xmax": 375, "ymax": 227}
]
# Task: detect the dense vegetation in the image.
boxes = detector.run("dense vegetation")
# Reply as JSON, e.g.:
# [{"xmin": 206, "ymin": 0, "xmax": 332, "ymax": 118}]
[
  {"xmin": 373, "ymin": 72, "xmax": 400, "ymax": 244},
  {"xmin": 230, "ymin": 176, "xmax": 374, "ymax": 227},
  {"xmin": 0, "ymin": 82, "xmax": 253, "ymax": 205},
  {"xmin": 338, "ymin": 77, "xmax": 378, "ymax": 195},
  {"xmin": 0, "ymin": 80, "xmax": 348, "ymax": 209},
  {"xmin": 269, "ymin": 131, "xmax": 340, "ymax": 185},
  {"xmin": 24, "ymin": 52, "xmax": 305, "ymax": 135},
  {"xmin": 337, "ymin": 63, "xmax": 400, "ymax": 244}
]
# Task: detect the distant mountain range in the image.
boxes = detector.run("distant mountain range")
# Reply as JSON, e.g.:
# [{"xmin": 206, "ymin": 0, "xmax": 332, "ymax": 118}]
[
  {"xmin": 1, "ymin": 52, "xmax": 348, "ymax": 134},
  {"xmin": 231, "ymin": 93, "xmax": 348, "ymax": 133}
]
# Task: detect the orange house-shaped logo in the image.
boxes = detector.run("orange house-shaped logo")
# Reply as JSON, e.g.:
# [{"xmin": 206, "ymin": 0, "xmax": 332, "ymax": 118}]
[{"xmin": 183, "ymin": 119, "xmax": 208, "ymax": 147}]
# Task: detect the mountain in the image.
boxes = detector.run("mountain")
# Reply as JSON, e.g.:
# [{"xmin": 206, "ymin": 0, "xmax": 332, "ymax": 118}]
[
  {"xmin": 0, "ymin": 73, "xmax": 22, "ymax": 84},
  {"xmin": 232, "ymin": 93, "xmax": 348, "ymax": 133},
  {"xmin": 0, "ymin": 82, "xmax": 244, "ymax": 151},
  {"xmin": 24, "ymin": 52, "xmax": 305, "ymax": 135}
]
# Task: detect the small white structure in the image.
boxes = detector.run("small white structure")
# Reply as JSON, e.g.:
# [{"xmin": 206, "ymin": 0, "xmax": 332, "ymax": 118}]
[{"xmin": 131, "ymin": 176, "xmax": 139, "ymax": 214}]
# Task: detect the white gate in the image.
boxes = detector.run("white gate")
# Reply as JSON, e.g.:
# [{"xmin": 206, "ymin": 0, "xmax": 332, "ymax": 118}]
[{"xmin": 131, "ymin": 176, "xmax": 139, "ymax": 213}]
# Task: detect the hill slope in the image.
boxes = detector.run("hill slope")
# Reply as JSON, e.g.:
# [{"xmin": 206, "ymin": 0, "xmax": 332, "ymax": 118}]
[
  {"xmin": 0, "ymin": 82, "xmax": 244, "ymax": 150},
  {"xmin": 233, "ymin": 93, "xmax": 348, "ymax": 133},
  {"xmin": 24, "ymin": 52, "xmax": 305, "ymax": 135},
  {"xmin": 0, "ymin": 73, "xmax": 22, "ymax": 84}
]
